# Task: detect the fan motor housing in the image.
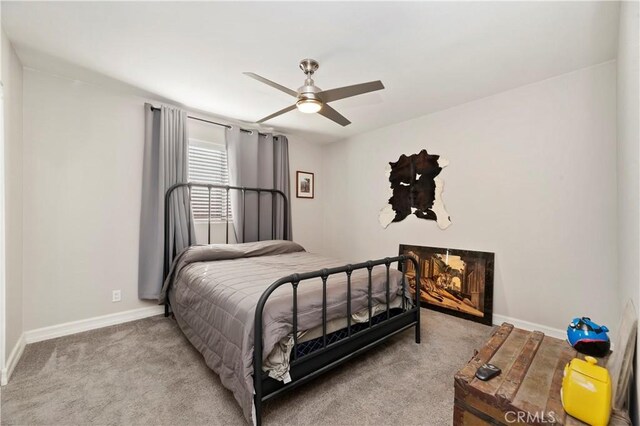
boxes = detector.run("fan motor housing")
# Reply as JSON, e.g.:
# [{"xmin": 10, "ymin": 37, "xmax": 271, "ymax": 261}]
[{"xmin": 298, "ymin": 78, "xmax": 322, "ymax": 102}]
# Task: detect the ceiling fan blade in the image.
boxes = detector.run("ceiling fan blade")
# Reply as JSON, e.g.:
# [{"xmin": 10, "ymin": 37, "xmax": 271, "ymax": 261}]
[
  {"xmin": 244, "ymin": 72, "xmax": 298, "ymax": 98},
  {"xmin": 319, "ymin": 80, "xmax": 384, "ymax": 103},
  {"xmin": 318, "ymin": 104, "xmax": 351, "ymax": 127},
  {"xmin": 256, "ymin": 104, "xmax": 297, "ymax": 123}
]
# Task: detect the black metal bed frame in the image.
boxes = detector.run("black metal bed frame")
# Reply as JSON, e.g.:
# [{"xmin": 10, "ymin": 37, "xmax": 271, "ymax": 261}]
[{"xmin": 163, "ymin": 182, "xmax": 421, "ymax": 426}]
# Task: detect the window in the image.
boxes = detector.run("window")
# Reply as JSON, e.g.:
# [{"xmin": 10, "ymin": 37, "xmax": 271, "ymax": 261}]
[{"xmin": 188, "ymin": 139, "xmax": 232, "ymax": 221}]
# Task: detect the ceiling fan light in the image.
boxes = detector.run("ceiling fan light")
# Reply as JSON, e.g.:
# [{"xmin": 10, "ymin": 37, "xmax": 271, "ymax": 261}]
[{"xmin": 296, "ymin": 98, "xmax": 322, "ymax": 114}]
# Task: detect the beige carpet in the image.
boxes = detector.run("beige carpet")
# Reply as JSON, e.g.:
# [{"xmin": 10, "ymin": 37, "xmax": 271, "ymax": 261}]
[{"xmin": 0, "ymin": 309, "xmax": 491, "ymax": 425}]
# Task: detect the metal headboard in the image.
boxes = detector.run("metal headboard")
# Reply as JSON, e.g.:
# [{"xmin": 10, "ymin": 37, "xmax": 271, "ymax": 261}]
[{"xmin": 163, "ymin": 182, "xmax": 289, "ymax": 280}]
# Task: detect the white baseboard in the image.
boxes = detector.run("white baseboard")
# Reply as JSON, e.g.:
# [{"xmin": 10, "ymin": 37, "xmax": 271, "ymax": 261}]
[
  {"xmin": 1, "ymin": 306, "xmax": 163, "ymax": 386},
  {"xmin": 24, "ymin": 305, "xmax": 164, "ymax": 344},
  {"xmin": 493, "ymin": 313, "xmax": 566, "ymax": 341},
  {"xmin": 1, "ymin": 333, "xmax": 26, "ymax": 386}
]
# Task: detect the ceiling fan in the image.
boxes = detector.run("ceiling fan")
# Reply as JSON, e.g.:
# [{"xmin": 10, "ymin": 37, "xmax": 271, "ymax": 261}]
[{"xmin": 244, "ymin": 59, "xmax": 384, "ymax": 127}]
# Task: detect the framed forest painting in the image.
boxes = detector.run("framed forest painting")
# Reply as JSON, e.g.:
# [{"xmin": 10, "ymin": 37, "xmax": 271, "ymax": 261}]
[{"xmin": 296, "ymin": 171, "xmax": 314, "ymax": 199}]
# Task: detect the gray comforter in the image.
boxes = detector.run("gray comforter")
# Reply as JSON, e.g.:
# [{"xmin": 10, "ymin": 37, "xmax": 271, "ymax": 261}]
[{"xmin": 159, "ymin": 240, "xmax": 404, "ymax": 424}]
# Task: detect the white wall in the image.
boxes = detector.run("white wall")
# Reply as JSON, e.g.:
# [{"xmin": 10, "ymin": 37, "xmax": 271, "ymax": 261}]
[
  {"xmin": 616, "ymin": 0, "xmax": 640, "ymax": 419},
  {"xmin": 289, "ymin": 138, "xmax": 323, "ymax": 254},
  {"xmin": 322, "ymin": 62, "xmax": 618, "ymax": 333},
  {"xmin": 23, "ymin": 68, "xmax": 156, "ymax": 331},
  {"xmin": 1, "ymin": 28, "xmax": 23, "ymax": 373},
  {"xmin": 22, "ymin": 68, "xmax": 324, "ymax": 331}
]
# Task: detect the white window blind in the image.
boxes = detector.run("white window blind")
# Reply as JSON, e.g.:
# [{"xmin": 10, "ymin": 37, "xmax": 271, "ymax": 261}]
[{"xmin": 188, "ymin": 139, "xmax": 232, "ymax": 221}]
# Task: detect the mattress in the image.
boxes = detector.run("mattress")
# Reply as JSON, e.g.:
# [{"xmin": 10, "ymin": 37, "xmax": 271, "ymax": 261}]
[
  {"xmin": 159, "ymin": 240, "xmax": 406, "ymax": 424},
  {"xmin": 293, "ymin": 307, "xmax": 405, "ymax": 359}
]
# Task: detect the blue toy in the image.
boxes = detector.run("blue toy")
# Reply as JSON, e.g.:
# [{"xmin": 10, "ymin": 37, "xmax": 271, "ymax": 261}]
[{"xmin": 567, "ymin": 317, "xmax": 610, "ymax": 357}]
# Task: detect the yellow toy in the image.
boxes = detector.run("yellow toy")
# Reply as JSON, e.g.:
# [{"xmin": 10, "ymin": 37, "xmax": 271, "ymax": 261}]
[{"xmin": 561, "ymin": 356, "xmax": 611, "ymax": 426}]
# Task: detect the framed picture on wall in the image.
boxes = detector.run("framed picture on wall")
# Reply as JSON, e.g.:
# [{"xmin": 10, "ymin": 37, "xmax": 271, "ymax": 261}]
[
  {"xmin": 296, "ymin": 171, "xmax": 315, "ymax": 199},
  {"xmin": 398, "ymin": 244, "xmax": 494, "ymax": 325}
]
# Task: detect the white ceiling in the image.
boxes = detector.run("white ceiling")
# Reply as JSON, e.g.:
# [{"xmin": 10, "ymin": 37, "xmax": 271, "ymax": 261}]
[{"xmin": 2, "ymin": 1, "xmax": 620, "ymax": 144}]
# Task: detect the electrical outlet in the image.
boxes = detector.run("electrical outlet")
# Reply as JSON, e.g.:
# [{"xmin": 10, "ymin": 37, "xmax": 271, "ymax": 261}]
[{"xmin": 112, "ymin": 290, "xmax": 122, "ymax": 303}]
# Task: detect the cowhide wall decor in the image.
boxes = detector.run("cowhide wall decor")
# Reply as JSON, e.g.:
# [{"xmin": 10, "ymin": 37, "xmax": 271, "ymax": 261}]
[{"xmin": 379, "ymin": 149, "xmax": 451, "ymax": 230}]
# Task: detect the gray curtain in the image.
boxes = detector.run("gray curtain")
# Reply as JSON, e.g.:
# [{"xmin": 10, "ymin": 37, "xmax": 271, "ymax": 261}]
[
  {"xmin": 226, "ymin": 128, "xmax": 292, "ymax": 243},
  {"xmin": 138, "ymin": 104, "xmax": 194, "ymax": 300}
]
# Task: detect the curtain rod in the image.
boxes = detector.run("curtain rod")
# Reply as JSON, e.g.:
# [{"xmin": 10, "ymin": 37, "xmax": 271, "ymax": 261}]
[{"xmin": 150, "ymin": 106, "xmax": 272, "ymax": 137}]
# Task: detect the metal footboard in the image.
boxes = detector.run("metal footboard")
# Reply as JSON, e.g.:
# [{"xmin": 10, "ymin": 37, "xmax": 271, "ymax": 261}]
[{"xmin": 253, "ymin": 255, "xmax": 421, "ymax": 425}]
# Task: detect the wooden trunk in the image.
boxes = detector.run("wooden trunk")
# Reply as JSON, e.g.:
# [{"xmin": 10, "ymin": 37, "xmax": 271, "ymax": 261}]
[{"xmin": 454, "ymin": 323, "xmax": 595, "ymax": 426}]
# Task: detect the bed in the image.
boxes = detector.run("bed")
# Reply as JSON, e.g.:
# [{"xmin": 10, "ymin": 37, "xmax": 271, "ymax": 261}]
[{"xmin": 160, "ymin": 183, "xmax": 421, "ymax": 425}]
